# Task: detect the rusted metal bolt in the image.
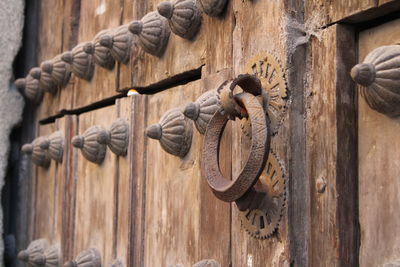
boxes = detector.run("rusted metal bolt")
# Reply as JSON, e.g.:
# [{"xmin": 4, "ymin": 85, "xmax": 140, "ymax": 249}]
[{"xmin": 316, "ymin": 177, "xmax": 327, "ymax": 193}]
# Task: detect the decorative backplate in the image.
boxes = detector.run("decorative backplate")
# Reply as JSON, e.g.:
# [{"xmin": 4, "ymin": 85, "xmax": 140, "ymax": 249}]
[
  {"xmin": 238, "ymin": 151, "xmax": 286, "ymax": 239},
  {"xmin": 244, "ymin": 51, "xmax": 288, "ymax": 135},
  {"xmin": 146, "ymin": 108, "xmax": 193, "ymax": 158},
  {"xmin": 157, "ymin": 0, "xmax": 202, "ymax": 40},
  {"xmin": 351, "ymin": 44, "xmax": 400, "ymax": 117}
]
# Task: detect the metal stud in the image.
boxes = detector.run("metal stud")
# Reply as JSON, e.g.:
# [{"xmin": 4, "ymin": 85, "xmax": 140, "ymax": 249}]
[
  {"xmin": 63, "ymin": 248, "xmax": 101, "ymax": 267},
  {"xmin": 15, "ymin": 73, "xmax": 44, "ymax": 104},
  {"xmin": 99, "ymin": 25, "xmax": 133, "ymax": 64},
  {"xmin": 39, "ymin": 131, "xmax": 64, "ymax": 163},
  {"xmin": 97, "ymin": 118, "xmax": 130, "ymax": 156},
  {"xmin": 128, "ymin": 11, "xmax": 171, "ymax": 57},
  {"xmin": 157, "ymin": 0, "xmax": 202, "ymax": 40},
  {"xmin": 83, "ymin": 29, "xmax": 116, "ymax": 70},
  {"xmin": 21, "ymin": 137, "xmax": 51, "ymax": 168},
  {"xmin": 351, "ymin": 45, "xmax": 400, "ymax": 117},
  {"xmin": 62, "ymin": 43, "xmax": 95, "ymax": 81},
  {"xmin": 41, "ymin": 54, "xmax": 71, "ymax": 88},
  {"xmin": 72, "ymin": 126, "xmax": 107, "ymax": 164},
  {"xmin": 183, "ymin": 90, "xmax": 221, "ymax": 134},
  {"xmin": 17, "ymin": 239, "xmax": 49, "ymax": 265},
  {"xmin": 146, "ymin": 108, "xmax": 193, "ymax": 158}
]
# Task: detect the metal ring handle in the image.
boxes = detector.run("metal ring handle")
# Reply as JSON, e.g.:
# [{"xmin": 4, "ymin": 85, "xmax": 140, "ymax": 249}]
[{"xmin": 201, "ymin": 92, "xmax": 271, "ymax": 202}]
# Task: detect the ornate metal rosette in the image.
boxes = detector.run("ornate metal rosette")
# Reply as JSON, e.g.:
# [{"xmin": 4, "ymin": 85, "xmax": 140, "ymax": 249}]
[
  {"xmin": 242, "ymin": 51, "xmax": 288, "ymax": 135},
  {"xmin": 239, "ymin": 150, "xmax": 286, "ymax": 239}
]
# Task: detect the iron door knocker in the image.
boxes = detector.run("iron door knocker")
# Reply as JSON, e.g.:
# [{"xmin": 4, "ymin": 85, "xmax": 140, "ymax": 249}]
[{"xmin": 201, "ymin": 74, "xmax": 271, "ymax": 202}]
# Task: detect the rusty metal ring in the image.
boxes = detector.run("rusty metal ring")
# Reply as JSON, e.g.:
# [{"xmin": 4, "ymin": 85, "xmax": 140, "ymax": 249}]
[{"xmin": 201, "ymin": 92, "xmax": 271, "ymax": 202}]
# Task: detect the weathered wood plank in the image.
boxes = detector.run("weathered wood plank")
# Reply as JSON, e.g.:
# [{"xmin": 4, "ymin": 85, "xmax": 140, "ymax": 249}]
[
  {"xmin": 119, "ymin": 0, "xmax": 147, "ymax": 90},
  {"xmin": 231, "ymin": 0, "xmax": 290, "ymax": 266},
  {"xmin": 62, "ymin": 115, "xmax": 79, "ymax": 261},
  {"xmin": 34, "ymin": 123, "xmax": 57, "ymax": 242},
  {"xmin": 358, "ymin": 18, "xmax": 400, "ymax": 267},
  {"xmin": 113, "ymin": 96, "xmax": 147, "ymax": 266},
  {"xmin": 72, "ymin": 105, "xmax": 118, "ymax": 265},
  {"xmin": 307, "ymin": 24, "xmax": 358, "ymax": 267},
  {"xmin": 54, "ymin": 115, "xmax": 77, "ymax": 262},
  {"xmin": 306, "ymin": 0, "xmax": 400, "ymax": 26},
  {"xmin": 144, "ymin": 80, "xmax": 230, "ymax": 266},
  {"xmin": 126, "ymin": 95, "xmax": 147, "ymax": 267},
  {"xmin": 122, "ymin": 0, "xmax": 206, "ymax": 90},
  {"xmin": 203, "ymin": 0, "xmax": 234, "ymax": 75},
  {"xmin": 113, "ymin": 97, "xmax": 132, "ymax": 266},
  {"xmin": 57, "ymin": 0, "xmax": 82, "ymax": 115},
  {"xmin": 72, "ymin": 0, "xmax": 123, "ymax": 110},
  {"xmin": 199, "ymin": 72, "xmax": 231, "ymax": 267},
  {"xmin": 37, "ymin": 0, "xmax": 64, "ymax": 119}
]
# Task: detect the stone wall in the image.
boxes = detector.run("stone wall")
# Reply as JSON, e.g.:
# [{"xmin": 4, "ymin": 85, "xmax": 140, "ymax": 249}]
[{"xmin": 0, "ymin": 0, "xmax": 25, "ymax": 264}]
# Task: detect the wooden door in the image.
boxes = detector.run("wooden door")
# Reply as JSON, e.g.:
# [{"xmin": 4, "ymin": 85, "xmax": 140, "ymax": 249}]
[{"xmin": 15, "ymin": 1, "xmax": 400, "ymax": 267}]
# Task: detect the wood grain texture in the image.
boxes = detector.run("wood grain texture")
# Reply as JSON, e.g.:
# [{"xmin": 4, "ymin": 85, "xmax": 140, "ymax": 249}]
[
  {"xmin": 113, "ymin": 96, "xmax": 147, "ymax": 267},
  {"xmin": 144, "ymin": 80, "xmax": 230, "ymax": 267},
  {"xmin": 56, "ymin": 0, "xmax": 82, "ymax": 116},
  {"xmin": 307, "ymin": 24, "xmax": 358, "ymax": 267},
  {"xmin": 199, "ymin": 71, "xmax": 231, "ymax": 267},
  {"xmin": 231, "ymin": 0, "xmax": 290, "ymax": 266},
  {"xmin": 72, "ymin": 105, "xmax": 118, "ymax": 265},
  {"xmin": 37, "ymin": 0, "xmax": 64, "ymax": 119},
  {"xmin": 306, "ymin": 0, "xmax": 400, "ymax": 26},
  {"xmin": 56, "ymin": 116, "xmax": 77, "ymax": 262},
  {"xmin": 121, "ymin": 0, "xmax": 206, "ymax": 90},
  {"xmin": 72, "ymin": 0, "xmax": 123, "ymax": 110},
  {"xmin": 126, "ymin": 95, "xmax": 147, "ymax": 267},
  {"xmin": 63, "ymin": 115, "xmax": 79, "ymax": 262},
  {"xmin": 358, "ymin": 19, "xmax": 400, "ymax": 267},
  {"xmin": 34, "ymin": 123, "xmax": 57, "ymax": 242},
  {"xmin": 203, "ymin": 0, "xmax": 234, "ymax": 75},
  {"xmin": 34, "ymin": 116, "xmax": 77, "ymax": 262},
  {"xmin": 119, "ymin": 0, "xmax": 147, "ymax": 90},
  {"xmin": 114, "ymin": 97, "xmax": 131, "ymax": 266}
]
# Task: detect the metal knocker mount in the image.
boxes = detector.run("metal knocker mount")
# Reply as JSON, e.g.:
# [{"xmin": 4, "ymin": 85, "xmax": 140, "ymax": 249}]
[
  {"xmin": 244, "ymin": 51, "xmax": 288, "ymax": 135},
  {"xmin": 201, "ymin": 74, "xmax": 286, "ymax": 239},
  {"xmin": 351, "ymin": 44, "xmax": 400, "ymax": 117}
]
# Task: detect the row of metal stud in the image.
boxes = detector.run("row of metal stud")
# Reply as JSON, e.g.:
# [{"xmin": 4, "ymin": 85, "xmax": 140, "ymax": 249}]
[{"xmin": 14, "ymin": 0, "xmax": 229, "ymax": 104}]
